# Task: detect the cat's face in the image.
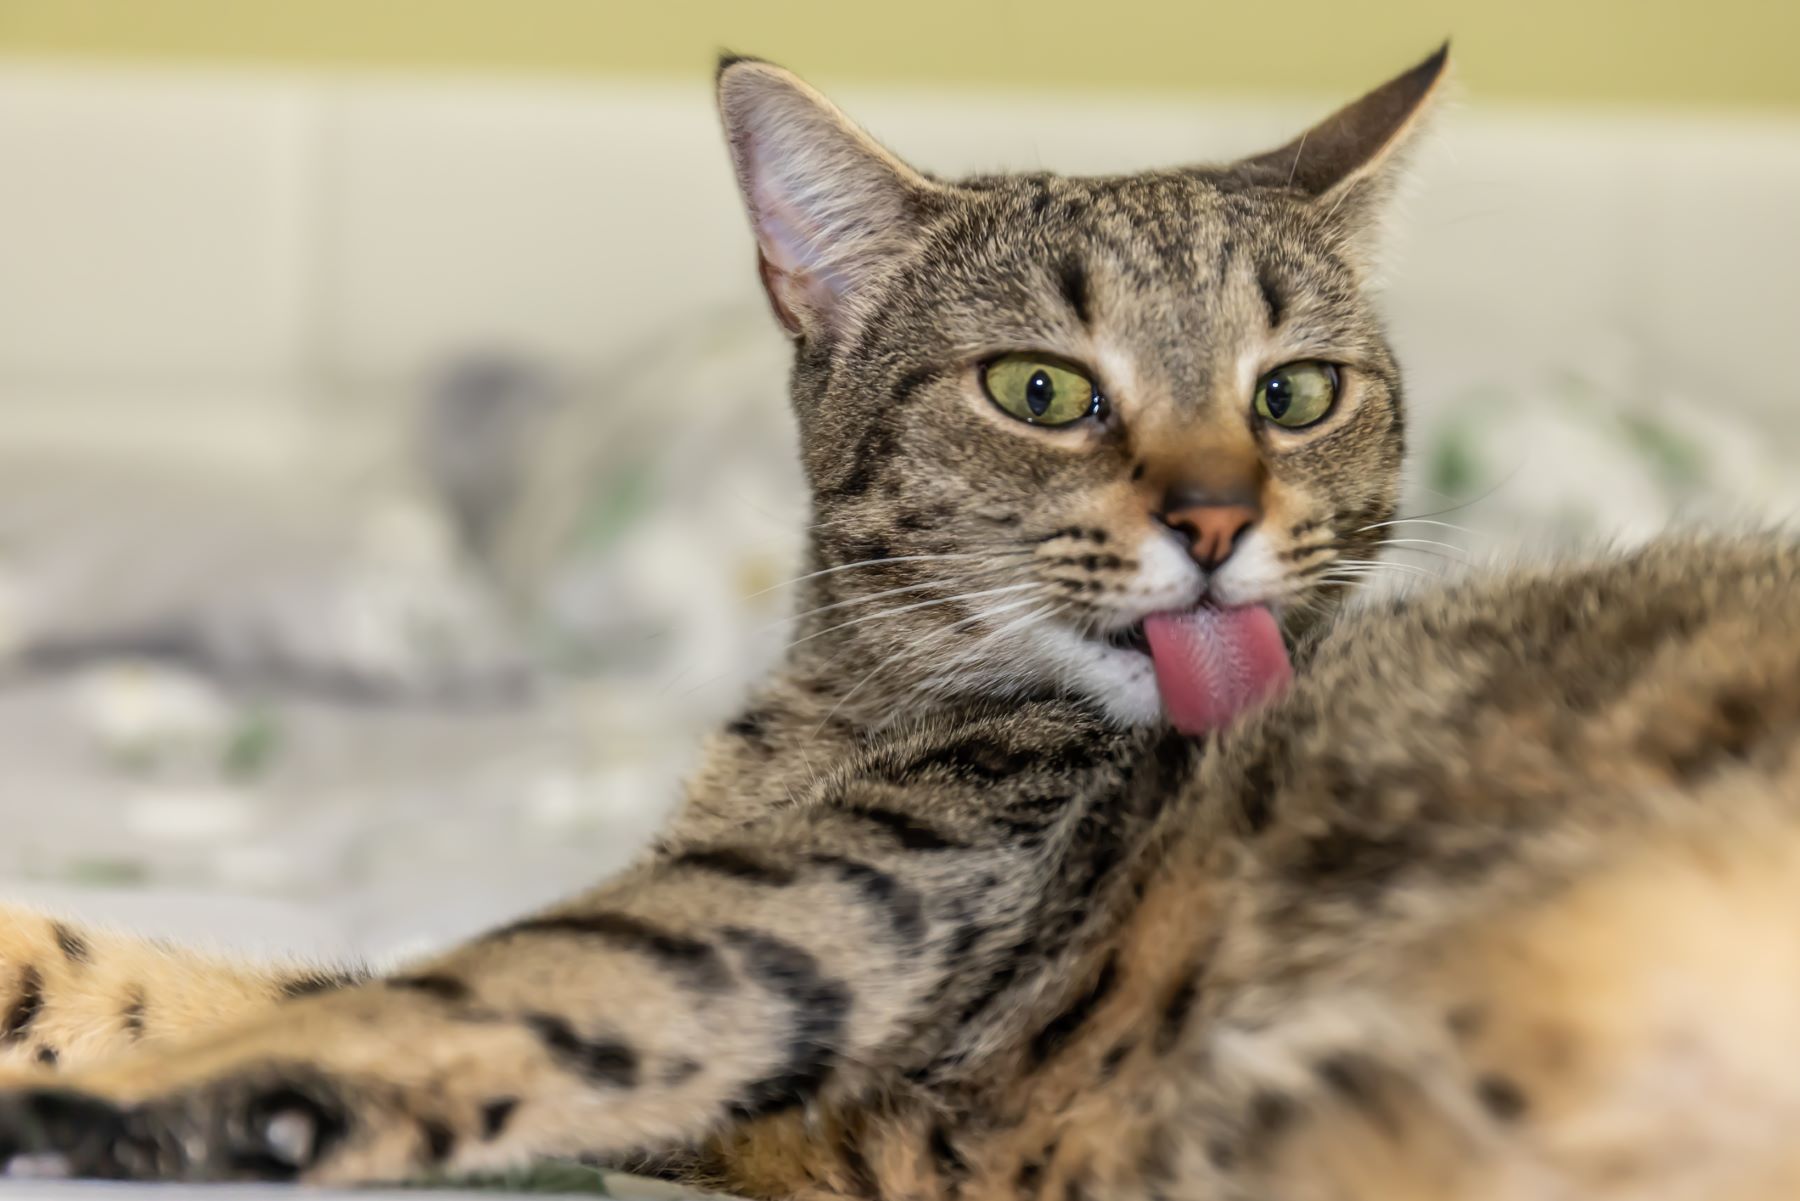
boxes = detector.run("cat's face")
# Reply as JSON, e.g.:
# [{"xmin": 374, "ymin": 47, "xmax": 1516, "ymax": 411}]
[{"xmin": 720, "ymin": 50, "xmax": 1444, "ymax": 727}]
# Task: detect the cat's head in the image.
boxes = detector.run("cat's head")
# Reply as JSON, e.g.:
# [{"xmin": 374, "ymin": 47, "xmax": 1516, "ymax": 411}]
[{"xmin": 717, "ymin": 48, "xmax": 1445, "ymax": 729}]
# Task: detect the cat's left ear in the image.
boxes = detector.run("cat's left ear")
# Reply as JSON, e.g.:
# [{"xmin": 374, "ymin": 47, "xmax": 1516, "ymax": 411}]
[
  {"xmin": 717, "ymin": 56, "xmax": 940, "ymax": 338},
  {"xmin": 1230, "ymin": 43, "xmax": 1450, "ymax": 257}
]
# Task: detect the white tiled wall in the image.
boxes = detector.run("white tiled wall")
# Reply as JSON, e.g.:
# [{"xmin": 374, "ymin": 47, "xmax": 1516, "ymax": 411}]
[{"xmin": 1, "ymin": 62, "xmax": 1798, "ymax": 469}]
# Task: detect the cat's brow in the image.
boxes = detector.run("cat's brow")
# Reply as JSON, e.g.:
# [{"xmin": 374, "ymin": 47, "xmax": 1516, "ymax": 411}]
[
  {"xmin": 1058, "ymin": 256, "xmax": 1092, "ymax": 327},
  {"xmin": 1256, "ymin": 266, "xmax": 1287, "ymax": 329}
]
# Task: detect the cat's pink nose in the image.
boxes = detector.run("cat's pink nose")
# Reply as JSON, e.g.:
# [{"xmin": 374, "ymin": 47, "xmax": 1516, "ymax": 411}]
[{"xmin": 1158, "ymin": 502, "xmax": 1258, "ymax": 571}]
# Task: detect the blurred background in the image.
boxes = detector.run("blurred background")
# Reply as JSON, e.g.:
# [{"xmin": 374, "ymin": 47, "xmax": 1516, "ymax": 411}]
[{"xmin": 0, "ymin": 0, "xmax": 1797, "ymax": 962}]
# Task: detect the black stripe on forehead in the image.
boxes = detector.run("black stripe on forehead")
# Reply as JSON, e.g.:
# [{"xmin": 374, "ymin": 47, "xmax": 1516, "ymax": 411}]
[
  {"xmin": 1257, "ymin": 265, "xmax": 1287, "ymax": 329},
  {"xmin": 1059, "ymin": 256, "xmax": 1092, "ymax": 327}
]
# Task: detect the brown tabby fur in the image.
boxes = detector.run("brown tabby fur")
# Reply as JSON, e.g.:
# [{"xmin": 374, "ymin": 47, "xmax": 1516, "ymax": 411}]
[{"xmin": 0, "ymin": 46, "xmax": 1793, "ymax": 1201}]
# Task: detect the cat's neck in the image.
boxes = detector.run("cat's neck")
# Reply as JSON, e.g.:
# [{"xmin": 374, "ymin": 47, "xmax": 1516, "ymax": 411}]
[
  {"xmin": 668, "ymin": 655, "xmax": 875, "ymax": 844},
  {"xmin": 669, "ymin": 553, "xmax": 1009, "ymax": 843}
]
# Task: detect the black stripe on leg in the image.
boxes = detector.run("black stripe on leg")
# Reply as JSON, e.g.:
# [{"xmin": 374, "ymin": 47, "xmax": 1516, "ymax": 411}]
[
  {"xmin": 279, "ymin": 968, "xmax": 366, "ymax": 998},
  {"xmin": 419, "ymin": 1118, "xmax": 457, "ymax": 1164},
  {"xmin": 525, "ymin": 1014, "xmax": 640, "ymax": 1088},
  {"xmin": 720, "ymin": 927, "xmax": 851, "ymax": 1121},
  {"xmin": 3, "ymin": 966, "xmax": 42, "ymax": 1043},
  {"xmin": 51, "ymin": 923, "xmax": 89, "ymax": 965},
  {"xmin": 494, "ymin": 914, "xmax": 730, "ymax": 991},
  {"xmin": 121, "ymin": 986, "xmax": 146, "ymax": 1040},
  {"xmin": 480, "ymin": 1097, "xmax": 518, "ymax": 1140},
  {"xmin": 804, "ymin": 854, "xmax": 927, "ymax": 944},
  {"xmin": 387, "ymin": 974, "xmax": 472, "ymax": 1003}
]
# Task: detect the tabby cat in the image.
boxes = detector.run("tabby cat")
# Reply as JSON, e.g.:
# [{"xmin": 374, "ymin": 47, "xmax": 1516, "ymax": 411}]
[{"xmin": 0, "ymin": 45, "xmax": 1795, "ymax": 1201}]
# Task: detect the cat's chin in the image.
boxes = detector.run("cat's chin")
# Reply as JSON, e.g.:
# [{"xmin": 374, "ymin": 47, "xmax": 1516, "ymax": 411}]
[{"xmin": 1031, "ymin": 625, "xmax": 1168, "ymax": 727}]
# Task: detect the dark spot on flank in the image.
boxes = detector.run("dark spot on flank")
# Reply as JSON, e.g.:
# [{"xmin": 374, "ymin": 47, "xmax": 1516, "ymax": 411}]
[
  {"xmin": 387, "ymin": 974, "xmax": 472, "ymax": 1003},
  {"xmin": 929, "ymin": 1122, "xmax": 971, "ymax": 1185},
  {"xmin": 34, "ymin": 1045, "xmax": 56, "ymax": 1067},
  {"xmin": 3, "ymin": 966, "xmax": 43, "ymax": 1043},
  {"xmin": 1029, "ymin": 955, "xmax": 1118, "ymax": 1066},
  {"xmin": 1316, "ymin": 1054, "xmax": 1399, "ymax": 1134},
  {"xmin": 494, "ymin": 913, "xmax": 729, "ymax": 991},
  {"xmin": 1099, "ymin": 1040, "xmax": 1135, "ymax": 1079},
  {"xmin": 1245, "ymin": 1090, "xmax": 1296, "ymax": 1153},
  {"xmin": 1131, "ymin": 461, "xmax": 1146, "ymax": 482},
  {"xmin": 51, "ymin": 923, "xmax": 89, "ymax": 965},
  {"xmin": 480, "ymin": 1097, "xmax": 519, "ymax": 1140},
  {"xmin": 840, "ymin": 803, "xmax": 967, "ymax": 850},
  {"xmin": 1291, "ymin": 824, "xmax": 1421, "ymax": 891},
  {"xmin": 1015, "ymin": 1155, "xmax": 1046, "ymax": 1195},
  {"xmin": 420, "ymin": 1117, "xmax": 457, "ymax": 1163},
  {"xmin": 1155, "ymin": 974, "xmax": 1199, "ymax": 1053},
  {"xmin": 1316, "ymin": 1054, "xmax": 1374, "ymax": 1103},
  {"xmin": 1235, "ymin": 749, "xmax": 1279, "ymax": 834},
  {"xmin": 1446, "ymin": 1003, "xmax": 1485, "ymax": 1040},
  {"xmin": 279, "ymin": 968, "xmax": 365, "ymax": 998},
  {"xmin": 526, "ymin": 1013, "xmax": 640, "ymax": 1088},
  {"xmin": 1476, "ymin": 1074, "xmax": 1529, "ymax": 1122},
  {"xmin": 1058, "ymin": 257, "xmax": 1092, "ymax": 326},
  {"xmin": 1206, "ymin": 1137, "xmax": 1237, "ymax": 1170},
  {"xmin": 671, "ymin": 847, "xmax": 797, "ymax": 886}
]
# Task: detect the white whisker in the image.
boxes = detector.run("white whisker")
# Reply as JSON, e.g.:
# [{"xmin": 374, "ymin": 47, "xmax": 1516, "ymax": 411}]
[
  {"xmin": 1354, "ymin": 517, "xmax": 1479, "ymax": 537},
  {"xmin": 747, "ymin": 552, "xmax": 1024, "ymax": 598},
  {"xmin": 780, "ymin": 583, "xmax": 1044, "ymax": 653},
  {"xmin": 811, "ymin": 594, "xmax": 1049, "ymax": 735}
]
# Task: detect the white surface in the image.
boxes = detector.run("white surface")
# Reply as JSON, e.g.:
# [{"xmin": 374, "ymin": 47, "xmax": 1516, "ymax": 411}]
[
  {"xmin": 0, "ymin": 69, "xmax": 314, "ymax": 381},
  {"xmin": 2, "ymin": 64, "xmax": 1799, "ymax": 463}
]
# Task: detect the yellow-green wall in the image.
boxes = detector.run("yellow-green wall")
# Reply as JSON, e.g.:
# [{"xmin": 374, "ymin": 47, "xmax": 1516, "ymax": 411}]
[{"xmin": 2, "ymin": 0, "xmax": 1796, "ymax": 111}]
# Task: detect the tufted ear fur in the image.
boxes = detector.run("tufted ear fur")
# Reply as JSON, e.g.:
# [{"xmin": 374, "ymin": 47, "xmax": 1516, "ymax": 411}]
[
  {"xmin": 1230, "ymin": 43, "xmax": 1450, "ymax": 258},
  {"xmin": 717, "ymin": 56, "xmax": 938, "ymax": 338}
]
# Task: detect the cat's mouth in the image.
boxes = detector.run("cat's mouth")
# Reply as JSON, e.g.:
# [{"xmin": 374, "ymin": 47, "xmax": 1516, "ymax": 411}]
[
  {"xmin": 1098, "ymin": 623, "xmax": 1154, "ymax": 656},
  {"xmin": 1093, "ymin": 604, "xmax": 1293, "ymax": 735}
]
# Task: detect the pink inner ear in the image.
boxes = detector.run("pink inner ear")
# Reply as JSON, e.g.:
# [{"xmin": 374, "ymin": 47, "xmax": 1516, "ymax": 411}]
[
  {"xmin": 751, "ymin": 189, "xmax": 856, "ymax": 331},
  {"xmin": 756, "ymin": 254, "xmax": 803, "ymax": 335}
]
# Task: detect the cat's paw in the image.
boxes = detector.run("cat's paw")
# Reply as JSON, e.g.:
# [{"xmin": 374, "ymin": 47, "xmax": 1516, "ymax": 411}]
[{"xmin": 0, "ymin": 1067, "xmax": 436, "ymax": 1183}]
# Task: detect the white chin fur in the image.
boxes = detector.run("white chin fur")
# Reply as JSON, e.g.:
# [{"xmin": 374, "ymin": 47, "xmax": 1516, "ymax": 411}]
[{"xmin": 1031, "ymin": 624, "xmax": 1165, "ymax": 726}]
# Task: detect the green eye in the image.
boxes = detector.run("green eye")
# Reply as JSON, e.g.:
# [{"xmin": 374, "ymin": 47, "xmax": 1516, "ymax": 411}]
[
  {"xmin": 981, "ymin": 355, "xmax": 1100, "ymax": 426},
  {"xmin": 1254, "ymin": 362, "xmax": 1340, "ymax": 429}
]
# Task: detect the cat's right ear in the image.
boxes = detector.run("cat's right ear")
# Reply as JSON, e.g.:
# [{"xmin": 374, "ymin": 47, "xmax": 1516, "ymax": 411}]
[
  {"xmin": 1229, "ymin": 44, "xmax": 1450, "ymax": 262},
  {"xmin": 717, "ymin": 56, "xmax": 936, "ymax": 338}
]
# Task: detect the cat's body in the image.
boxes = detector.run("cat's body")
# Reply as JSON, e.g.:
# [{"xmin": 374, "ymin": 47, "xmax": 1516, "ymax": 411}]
[
  {"xmin": 0, "ymin": 44, "xmax": 1793, "ymax": 1201},
  {"xmin": 3, "ymin": 536, "xmax": 1800, "ymax": 1201}
]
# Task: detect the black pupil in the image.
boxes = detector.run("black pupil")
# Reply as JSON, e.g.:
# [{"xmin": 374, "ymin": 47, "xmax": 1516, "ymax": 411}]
[
  {"xmin": 1264, "ymin": 375, "xmax": 1291, "ymax": 419},
  {"xmin": 1025, "ymin": 370, "xmax": 1055, "ymax": 417}
]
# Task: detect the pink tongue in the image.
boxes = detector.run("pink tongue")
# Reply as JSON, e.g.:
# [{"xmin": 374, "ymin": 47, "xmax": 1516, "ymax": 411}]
[{"xmin": 1143, "ymin": 606, "xmax": 1293, "ymax": 735}]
